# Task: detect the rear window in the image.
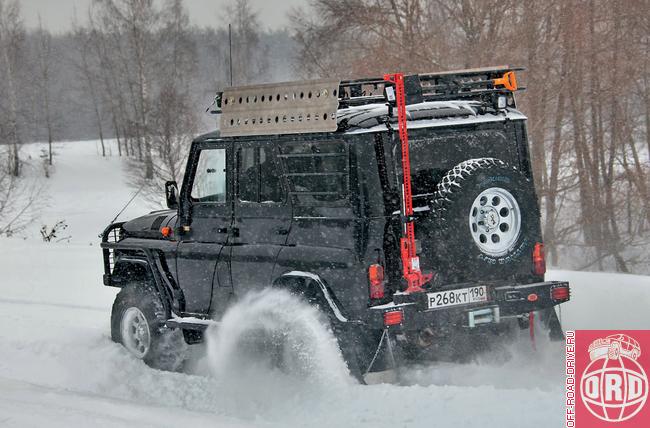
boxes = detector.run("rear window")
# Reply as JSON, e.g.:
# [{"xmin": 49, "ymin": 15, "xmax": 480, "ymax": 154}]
[{"xmin": 279, "ymin": 140, "xmax": 349, "ymax": 206}]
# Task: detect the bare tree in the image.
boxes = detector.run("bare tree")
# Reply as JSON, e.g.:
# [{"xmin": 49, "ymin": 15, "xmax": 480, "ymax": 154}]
[
  {"xmin": 75, "ymin": 0, "xmax": 198, "ymax": 202},
  {"xmin": 292, "ymin": 0, "xmax": 650, "ymax": 273},
  {"xmin": 72, "ymin": 23, "xmax": 106, "ymax": 157},
  {"xmin": 0, "ymin": 159, "xmax": 42, "ymax": 236},
  {"xmin": 91, "ymin": 0, "xmax": 164, "ymax": 176},
  {"xmin": 34, "ymin": 16, "xmax": 56, "ymax": 168},
  {"xmin": 291, "ymin": 0, "xmax": 444, "ymax": 77},
  {"xmin": 227, "ymin": 0, "xmax": 267, "ymax": 84},
  {"xmin": 132, "ymin": 0, "xmax": 198, "ymax": 202},
  {"xmin": 0, "ymin": 0, "xmax": 25, "ymax": 177}
]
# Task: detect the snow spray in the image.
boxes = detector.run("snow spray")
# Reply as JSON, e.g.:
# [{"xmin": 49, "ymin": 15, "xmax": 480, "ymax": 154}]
[
  {"xmin": 399, "ymin": 318, "xmax": 564, "ymax": 390},
  {"xmin": 206, "ymin": 288, "xmax": 353, "ymax": 387}
]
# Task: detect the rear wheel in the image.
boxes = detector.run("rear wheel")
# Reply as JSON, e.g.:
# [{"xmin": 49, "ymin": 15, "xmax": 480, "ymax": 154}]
[
  {"xmin": 111, "ymin": 283, "xmax": 186, "ymax": 371},
  {"xmin": 277, "ymin": 277, "xmax": 377, "ymax": 383},
  {"xmin": 331, "ymin": 322, "xmax": 383, "ymax": 383}
]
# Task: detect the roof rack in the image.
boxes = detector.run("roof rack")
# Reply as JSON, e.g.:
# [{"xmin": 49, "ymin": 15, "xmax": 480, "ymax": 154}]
[
  {"xmin": 338, "ymin": 65, "xmax": 525, "ymax": 107},
  {"xmin": 214, "ymin": 66, "xmax": 524, "ymax": 137}
]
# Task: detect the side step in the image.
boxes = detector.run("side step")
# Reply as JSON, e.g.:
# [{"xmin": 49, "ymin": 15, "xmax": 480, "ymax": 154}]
[{"xmin": 165, "ymin": 316, "xmax": 219, "ymax": 331}]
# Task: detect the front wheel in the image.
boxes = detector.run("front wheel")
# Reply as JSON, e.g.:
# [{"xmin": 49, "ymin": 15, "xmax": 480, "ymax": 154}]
[{"xmin": 111, "ymin": 283, "xmax": 186, "ymax": 371}]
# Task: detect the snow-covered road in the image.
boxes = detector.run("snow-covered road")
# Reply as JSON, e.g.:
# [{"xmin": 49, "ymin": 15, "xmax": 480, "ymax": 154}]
[{"xmin": 0, "ymin": 140, "xmax": 648, "ymax": 427}]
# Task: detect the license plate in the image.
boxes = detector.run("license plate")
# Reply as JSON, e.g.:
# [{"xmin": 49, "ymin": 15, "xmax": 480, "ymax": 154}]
[{"xmin": 427, "ymin": 285, "xmax": 488, "ymax": 309}]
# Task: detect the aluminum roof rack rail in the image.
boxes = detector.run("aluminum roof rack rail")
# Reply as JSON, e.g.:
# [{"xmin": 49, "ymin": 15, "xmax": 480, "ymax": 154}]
[
  {"xmin": 338, "ymin": 65, "xmax": 526, "ymax": 108},
  {"xmin": 212, "ymin": 66, "xmax": 524, "ymax": 137}
]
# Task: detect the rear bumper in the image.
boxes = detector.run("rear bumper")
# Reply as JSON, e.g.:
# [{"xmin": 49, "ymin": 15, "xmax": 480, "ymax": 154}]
[{"xmin": 367, "ymin": 280, "xmax": 570, "ymax": 330}]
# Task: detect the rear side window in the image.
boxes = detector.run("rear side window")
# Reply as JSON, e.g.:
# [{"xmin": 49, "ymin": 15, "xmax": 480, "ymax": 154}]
[
  {"xmin": 279, "ymin": 140, "xmax": 349, "ymax": 205},
  {"xmin": 236, "ymin": 145, "xmax": 283, "ymax": 203},
  {"xmin": 238, "ymin": 147, "xmax": 257, "ymax": 202},
  {"xmin": 259, "ymin": 148, "xmax": 282, "ymax": 202}
]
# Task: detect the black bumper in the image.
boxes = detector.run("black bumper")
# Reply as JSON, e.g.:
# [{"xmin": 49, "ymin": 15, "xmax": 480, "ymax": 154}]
[{"xmin": 367, "ymin": 280, "xmax": 570, "ymax": 330}]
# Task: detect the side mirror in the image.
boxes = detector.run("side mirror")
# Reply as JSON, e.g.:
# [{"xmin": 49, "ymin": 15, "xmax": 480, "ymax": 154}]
[{"xmin": 165, "ymin": 180, "xmax": 179, "ymax": 210}]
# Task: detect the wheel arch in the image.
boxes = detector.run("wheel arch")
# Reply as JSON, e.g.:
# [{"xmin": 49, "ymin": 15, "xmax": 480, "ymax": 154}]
[
  {"xmin": 112, "ymin": 256, "xmax": 152, "ymax": 285},
  {"xmin": 111, "ymin": 249, "xmax": 182, "ymax": 317},
  {"xmin": 272, "ymin": 271, "xmax": 349, "ymax": 323}
]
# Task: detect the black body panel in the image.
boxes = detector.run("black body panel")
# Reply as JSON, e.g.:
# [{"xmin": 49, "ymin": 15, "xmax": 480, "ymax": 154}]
[{"xmin": 100, "ymin": 102, "xmax": 567, "ymax": 351}]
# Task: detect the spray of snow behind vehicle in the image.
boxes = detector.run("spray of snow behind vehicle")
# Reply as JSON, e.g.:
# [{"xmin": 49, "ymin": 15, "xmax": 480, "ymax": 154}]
[
  {"xmin": 400, "ymin": 314, "xmax": 565, "ymax": 391},
  {"xmin": 205, "ymin": 288, "xmax": 354, "ymax": 390}
]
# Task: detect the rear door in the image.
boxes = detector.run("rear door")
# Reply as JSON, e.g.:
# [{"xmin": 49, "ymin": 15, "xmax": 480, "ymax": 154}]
[{"xmin": 230, "ymin": 141, "xmax": 291, "ymax": 293}]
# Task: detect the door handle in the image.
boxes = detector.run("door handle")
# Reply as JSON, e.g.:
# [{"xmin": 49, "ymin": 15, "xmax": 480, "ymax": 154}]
[
  {"xmin": 276, "ymin": 228, "xmax": 289, "ymax": 235},
  {"xmin": 216, "ymin": 227, "xmax": 239, "ymax": 236}
]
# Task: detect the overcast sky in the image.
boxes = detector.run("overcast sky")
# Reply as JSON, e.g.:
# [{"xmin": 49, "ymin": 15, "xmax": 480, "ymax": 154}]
[{"xmin": 18, "ymin": 0, "xmax": 306, "ymax": 33}]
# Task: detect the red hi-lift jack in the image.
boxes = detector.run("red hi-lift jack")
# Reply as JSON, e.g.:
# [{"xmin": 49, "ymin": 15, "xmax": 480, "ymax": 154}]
[{"xmin": 383, "ymin": 73, "xmax": 433, "ymax": 294}]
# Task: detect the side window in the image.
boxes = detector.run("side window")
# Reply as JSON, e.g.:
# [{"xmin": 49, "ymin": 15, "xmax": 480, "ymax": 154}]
[
  {"xmin": 236, "ymin": 145, "xmax": 283, "ymax": 203},
  {"xmin": 238, "ymin": 147, "xmax": 257, "ymax": 202},
  {"xmin": 260, "ymin": 147, "xmax": 282, "ymax": 202},
  {"xmin": 279, "ymin": 140, "xmax": 349, "ymax": 205},
  {"xmin": 191, "ymin": 148, "xmax": 227, "ymax": 202}
]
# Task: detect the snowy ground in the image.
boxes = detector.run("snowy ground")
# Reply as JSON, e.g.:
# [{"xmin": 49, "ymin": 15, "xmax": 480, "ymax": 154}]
[{"xmin": 0, "ymin": 140, "xmax": 648, "ymax": 427}]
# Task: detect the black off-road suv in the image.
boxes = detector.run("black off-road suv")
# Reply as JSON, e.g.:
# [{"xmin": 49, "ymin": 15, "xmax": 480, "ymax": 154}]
[{"xmin": 101, "ymin": 67, "xmax": 570, "ymax": 378}]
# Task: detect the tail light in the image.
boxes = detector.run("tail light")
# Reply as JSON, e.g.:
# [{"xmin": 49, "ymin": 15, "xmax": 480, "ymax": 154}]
[
  {"xmin": 383, "ymin": 310, "xmax": 403, "ymax": 326},
  {"xmin": 532, "ymin": 242, "xmax": 546, "ymax": 275},
  {"xmin": 551, "ymin": 285, "xmax": 570, "ymax": 302},
  {"xmin": 368, "ymin": 264, "xmax": 385, "ymax": 299}
]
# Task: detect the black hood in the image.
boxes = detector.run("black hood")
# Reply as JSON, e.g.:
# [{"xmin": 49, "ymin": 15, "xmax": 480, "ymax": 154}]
[{"xmin": 122, "ymin": 210, "xmax": 177, "ymax": 239}]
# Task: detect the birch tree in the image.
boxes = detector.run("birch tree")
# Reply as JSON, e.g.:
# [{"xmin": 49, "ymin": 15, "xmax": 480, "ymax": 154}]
[
  {"xmin": 0, "ymin": 0, "xmax": 25, "ymax": 177},
  {"xmin": 35, "ymin": 16, "xmax": 56, "ymax": 167},
  {"xmin": 227, "ymin": 0, "xmax": 267, "ymax": 84}
]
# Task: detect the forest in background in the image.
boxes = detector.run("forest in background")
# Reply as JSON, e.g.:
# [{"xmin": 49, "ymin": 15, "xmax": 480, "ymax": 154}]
[
  {"xmin": 292, "ymin": 0, "xmax": 650, "ymax": 275},
  {"xmin": 1, "ymin": 0, "xmax": 649, "ymax": 275}
]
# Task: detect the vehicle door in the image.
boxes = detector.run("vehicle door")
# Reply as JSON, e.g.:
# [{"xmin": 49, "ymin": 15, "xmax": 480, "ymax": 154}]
[
  {"xmin": 176, "ymin": 141, "xmax": 233, "ymax": 315},
  {"xmin": 230, "ymin": 141, "xmax": 291, "ymax": 294}
]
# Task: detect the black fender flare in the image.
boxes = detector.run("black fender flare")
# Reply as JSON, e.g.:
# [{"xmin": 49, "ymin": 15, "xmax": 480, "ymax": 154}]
[
  {"xmin": 113, "ymin": 249, "xmax": 184, "ymax": 316},
  {"xmin": 272, "ymin": 271, "xmax": 353, "ymax": 324},
  {"xmin": 112, "ymin": 256, "xmax": 150, "ymax": 284}
]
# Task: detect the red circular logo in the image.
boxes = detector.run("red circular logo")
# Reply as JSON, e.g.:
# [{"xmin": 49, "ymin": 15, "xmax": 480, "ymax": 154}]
[{"xmin": 580, "ymin": 334, "xmax": 649, "ymax": 422}]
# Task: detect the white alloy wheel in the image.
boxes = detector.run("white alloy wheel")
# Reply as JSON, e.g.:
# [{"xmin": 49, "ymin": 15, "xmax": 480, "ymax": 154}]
[
  {"xmin": 121, "ymin": 307, "xmax": 151, "ymax": 358},
  {"xmin": 468, "ymin": 187, "xmax": 521, "ymax": 256}
]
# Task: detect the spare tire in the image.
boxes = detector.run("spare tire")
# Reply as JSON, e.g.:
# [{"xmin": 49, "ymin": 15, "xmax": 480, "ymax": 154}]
[{"xmin": 425, "ymin": 158, "xmax": 541, "ymax": 283}]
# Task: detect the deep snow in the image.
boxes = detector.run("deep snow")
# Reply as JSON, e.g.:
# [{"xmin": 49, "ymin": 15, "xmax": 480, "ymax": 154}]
[{"xmin": 0, "ymin": 140, "xmax": 648, "ymax": 427}]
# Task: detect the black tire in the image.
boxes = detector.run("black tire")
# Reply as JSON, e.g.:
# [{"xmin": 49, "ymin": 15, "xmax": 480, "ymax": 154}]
[
  {"xmin": 426, "ymin": 158, "xmax": 540, "ymax": 283},
  {"xmin": 111, "ymin": 282, "xmax": 186, "ymax": 371},
  {"xmin": 331, "ymin": 322, "xmax": 382, "ymax": 384}
]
